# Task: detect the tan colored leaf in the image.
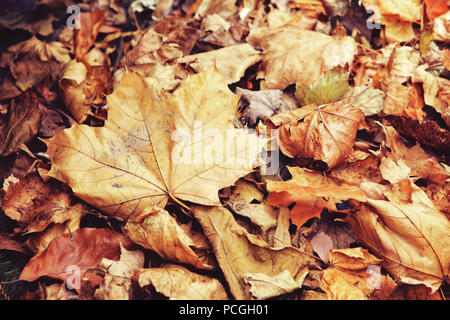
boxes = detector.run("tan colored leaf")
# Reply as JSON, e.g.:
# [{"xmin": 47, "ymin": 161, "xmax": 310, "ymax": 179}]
[
  {"xmin": 24, "ymin": 203, "xmax": 85, "ymax": 253},
  {"xmin": 19, "ymin": 228, "xmax": 133, "ymax": 284},
  {"xmin": 380, "ymin": 123, "xmax": 449, "ymax": 184},
  {"xmin": 138, "ymin": 264, "xmax": 228, "ymax": 300},
  {"xmin": 379, "ymin": 157, "xmax": 411, "ymax": 184},
  {"xmin": 178, "ymin": 44, "xmax": 261, "ymax": 84},
  {"xmin": 243, "ymin": 269, "xmax": 308, "ymax": 299},
  {"xmin": 247, "ymin": 26, "xmax": 356, "ymax": 89},
  {"xmin": 346, "ymin": 181, "xmax": 450, "ymax": 293},
  {"xmin": 2, "ymin": 172, "xmax": 71, "ymax": 234},
  {"xmin": 266, "ymin": 100, "xmax": 367, "ymax": 168},
  {"xmin": 95, "ymin": 243, "xmax": 145, "ymax": 300},
  {"xmin": 412, "ymin": 65, "xmax": 449, "ymax": 114},
  {"xmin": 59, "ymin": 48, "xmax": 111, "ymax": 123},
  {"xmin": 191, "ymin": 205, "xmax": 316, "ymax": 299},
  {"xmin": 45, "ymin": 68, "xmax": 264, "ymax": 220},
  {"xmin": 124, "ymin": 207, "xmax": 214, "ymax": 270},
  {"xmin": 322, "ymin": 247, "xmax": 395, "ymax": 300}
]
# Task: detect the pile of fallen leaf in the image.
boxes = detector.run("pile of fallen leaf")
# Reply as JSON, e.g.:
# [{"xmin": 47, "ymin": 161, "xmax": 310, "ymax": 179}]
[{"xmin": 0, "ymin": 0, "xmax": 449, "ymax": 300}]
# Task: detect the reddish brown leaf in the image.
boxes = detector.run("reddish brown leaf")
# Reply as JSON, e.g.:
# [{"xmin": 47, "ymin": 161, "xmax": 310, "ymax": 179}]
[{"xmin": 19, "ymin": 228, "xmax": 132, "ymax": 283}]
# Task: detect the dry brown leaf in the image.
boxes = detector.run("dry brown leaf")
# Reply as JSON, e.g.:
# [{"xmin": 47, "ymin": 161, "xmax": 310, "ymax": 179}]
[
  {"xmin": 247, "ymin": 26, "xmax": 356, "ymax": 89},
  {"xmin": 243, "ymin": 269, "xmax": 308, "ymax": 299},
  {"xmin": 45, "ymin": 68, "xmax": 264, "ymax": 220},
  {"xmin": 379, "ymin": 157, "xmax": 411, "ymax": 184},
  {"xmin": 24, "ymin": 203, "xmax": 85, "ymax": 253},
  {"xmin": 19, "ymin": 228, "xmax": 133, "ymax": 284},
  {"xmin": 137, "ymin": 264, "xmax": 228, "ymax": 300},
  {"xmin": 266, "ymin": 101, "xmax": 367, "ymax": 168},
  {"xmin": 74, "ymin": 10, "xmax": 105, "ymax": 60},
  {"xmin": 347, "ymin": 180, "xmax": 450, "ymax": 293},
  {"xmin": 178, "ymin": 44, "xmax": 261, "ymax": 84},
  {"xmin": 380, "ymin": 123, "xmax": 449, "ymax": 184},
  {"xmin": 236, "ymin": 87, "xmax": 293, "ymax": 127},
  {"xmin": 0, "ymin": 91, "xmax": 42, "ymax": 156},
  {"xmin": 2, "ymin": 172, "xmax": 72, "ymax": 234},
  {"xmin": 59, "ymin": 48, "xmax": 111, "ymax": 122},
  {"xmin": 0, "ymin": 233, "xmax": 26, "ymax": 253},
  {"xmin": 412, "ymin": 65, "xmax": 449, "ymax": 114},
  {"xmin": 192, "ymin": 205, "xmax": 317, "ymax": 300},
  {"xmin": 124, "ymin": 206, "xmax": 214, "ymax": 270},
  {"xmin": 0, "ymin": 36, "xmax": 70, "ymax": 92},
  {"xmin": 95, "ymin": 243, "xmax": 145, "ymax": 300},
  {"xmin": 322, "ymin": 247, "xmax": 397, "ymax": 300},
  {"xmin": 266, "ymin": 179, "xmax": 366, "ymax": 227}
]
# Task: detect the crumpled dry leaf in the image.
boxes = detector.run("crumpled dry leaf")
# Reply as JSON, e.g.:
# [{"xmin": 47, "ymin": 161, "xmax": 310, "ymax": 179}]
[
  {"xmin": 0, "ymin": 36, "xmax": 70, "ymax": 92},
  {"xmin": 178, "ymin": 44, "xmax": 261, "ymax": 84},
  {"xmin": 19, "ymin": 228, "xmax": 133, "ymax": 284},
  {"xmin": 243, "ymin": 269, "xmax": 308, "ymax": 300},
  {"xmin": 266, "ymin": 177, "xmax": 366, "ymax": 227},
  {"xmin": 379, "ymin": 157, "xmax": 411, "ymax": 184},
  {"xmin": 380, "ymin": 123, "xmax": 449, "ymax": 184},
  {"xmin": 45, "ymin": 68, "xmax": 264, "ymax": 220},
  {"xmin": 24, "ymin": 203, "xmax": 85, "ymax": 253},
  {"xmin": 2, "ymin": 172, "xmax": 72, "ymax": 234},
  {"xmin": 74, "ymin": 10, "xmax": 105, "ymax": 60},
  {"xmin": 191, "ymin": 205, "xmax": 317, "ymax": 299},
  {"xmin": 412, "ymin": 64, "xmax": 449, "ymax": 114},
  {"xmin": 247, "ymin": 25, "xmax": 357, "ymax": 89},
  {"xmin": 0, "ymin": 233, "xmax": 26, "ymax": 253},
  {"xmin": 0, "ymin": 91, "xmax": 42, "ymax": 156},
  {"xmin": 266, "ymin": 100, "xmax": 368, "ymax": 168},
  {"xmin": 322, "ymin": 247, "xmax": 396, "ymax": 300},
  {"xmin": 348, "ymin": 85, "xmax": 385, "ymax": 116},
  {"xmin": 433, "ymin": 11, "xmax": 450, "ymax": 42},
  {"xmin": 95, "ymin": 243, "xmax": 145, "ymax": 300},
  {"xmin": 310, "ymin": 231, "xmax": 334, "ymax": 263},
  {"xmin": 236, "ymin": 87, "xmax": 293, "ymax": 127},
  {"xmin": 124, "ymin": 207, "xmax": 214, "ymax": 270},
  {"xmin": 137, "ymin": 264, "xmax": 228, "ymax": 300},
  {"xmin": 59, "ymin": 48, "xmax": 111, "ymax": 123},
  {"xmin": 347, "ymin": 180, "xmax": 450, "ymax": 293}
]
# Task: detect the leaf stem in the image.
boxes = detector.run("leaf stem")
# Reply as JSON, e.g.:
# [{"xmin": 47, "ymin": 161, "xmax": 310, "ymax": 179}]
[{"xmin": 169, "ymin": 193, "xmax": 191, "ymax": 211}]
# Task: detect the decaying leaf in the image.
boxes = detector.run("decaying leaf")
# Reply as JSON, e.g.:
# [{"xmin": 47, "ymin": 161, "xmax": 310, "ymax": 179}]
[
  {"xmin": 192, "ymin": 205, "xmax": 317, "ymax": 299},
  {"xmin": 266, "ymin": 177, "xmax": 366, "ymax": 227},
  {"xmin": 137, "ymin": 264, "xmax": 228, "ymax": 300},
  {"xmin": 178, "ymin": 44, "xmax": 261, "ymax": 84},
  {"xmin": 347, "ymin": 180, "xmax": 450, "ymax": 293},
  {"xmin": 95, "ymin": 243, "xmax": 145, "ymax": 300},
  {"xmin": 0, "ymin": 36, "xmax": 70, "ymax": 92},
  {"xmin": 236, "ymin": 87, "xmax": 293, "ymax": 127},
  {"xmin": 124, "ymin": 206, "xmax": 214, "ymax": 270},
  {"xmin": 243, "ymin": 270, "xmax": 307, "ymax": 300},
  {"xmin": 0, "ymin": 91, "xmax": 42, "ymax": 156},
  {"xmin": 45, "ymin": 68, "xmax": 264, "ymax": 220},
  {"xmin": 266, "ymin": 100, "xmax": 368, "ymax": 168},
  {"xmin": 247, "ymin": 25, "xmax": 357, "ymax": 89},
  {"xmin": 2, "ymin": 172, "xmax": 72, "ymax": 234},
  {"xmin": 20, "ymin": 228, "xmax": 133, "ymax": 284}
]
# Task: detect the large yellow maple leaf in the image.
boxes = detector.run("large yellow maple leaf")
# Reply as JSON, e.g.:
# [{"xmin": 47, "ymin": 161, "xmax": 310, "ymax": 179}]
[{"xmin": 45, "ymin": 68, "xmax": 264, "ymax": 220}]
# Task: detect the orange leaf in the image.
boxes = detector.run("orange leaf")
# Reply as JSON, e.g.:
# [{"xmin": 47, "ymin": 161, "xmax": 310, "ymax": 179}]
[
  {"xmin": 74, "ymin": 10, "xmax": 105, "ymax": 60},
  {"xmin": 424, "ymin": 0, "xmax": 449, "ymax": 21}
]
